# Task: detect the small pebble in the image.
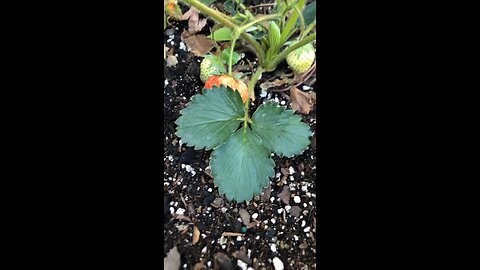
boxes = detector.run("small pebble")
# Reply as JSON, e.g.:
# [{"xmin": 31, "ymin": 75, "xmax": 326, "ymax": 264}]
[
  {"xmin": 239, "ymin": 209, "xmax": 250, "ymax": 226},
  {"xmin": 272, "ymin": 257, "xmax": 284, "ymax": 270}
]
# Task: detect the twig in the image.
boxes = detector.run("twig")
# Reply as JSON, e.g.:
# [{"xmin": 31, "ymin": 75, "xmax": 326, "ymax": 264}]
[
  {"xmin": 248, "ymin": 3, "xmax": 276, "ymax": 10},
  {"xmin": 222, "ymin": 232, "xmax": 245, "ymax": 237},
  {"xmin": 270, "ymin": 61, "xmax": 316, "ymax": 92}
]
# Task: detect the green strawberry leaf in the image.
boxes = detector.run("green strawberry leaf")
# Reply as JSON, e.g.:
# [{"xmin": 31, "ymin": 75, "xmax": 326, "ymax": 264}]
[
  {"xmin": 175, "ymin": 85, "xmax": 244, "ymax": 150},
  {"xmin": 297, "ymin": 1, "xmax": 316, "ymax": 27},
  {"xmin": 252, "ymin": 102, "xmax": 312, "ymax": 157},
  {"xmin": 221, "ymin": 50, "xmax": 240, "ymax": 66},
  {"xmin": 210, "ymin": 127, "xmax": 274, "ymax": 202},
  {"xmin": 208, "ymin": 27, "xmax": 232, "ymax": 41}
]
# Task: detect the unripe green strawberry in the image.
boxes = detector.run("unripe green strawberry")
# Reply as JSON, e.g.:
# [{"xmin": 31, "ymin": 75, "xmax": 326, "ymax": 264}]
[
  {"xmin": 286, "ymin": 43, "xmax": 316, "ymax": 74},
  {"xmin": 200, "ymin": 58, "xmax": 222, "ymax": 83}
]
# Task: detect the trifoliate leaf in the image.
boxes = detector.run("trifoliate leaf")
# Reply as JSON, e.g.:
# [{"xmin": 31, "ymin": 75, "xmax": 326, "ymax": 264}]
[
  {"xmin": 210, "ymin": 127, "xmax": 275, "ymax": 202},
  {"xmin": 252, "ymin": 102, "xmax": 311, "ymax": 157},
  {"xmin": 175, "ymin": 85, "xmax": 244, "ymax": 150}
]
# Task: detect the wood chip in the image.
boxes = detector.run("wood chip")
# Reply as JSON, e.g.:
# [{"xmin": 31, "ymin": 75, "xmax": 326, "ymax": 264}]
[
  {"xmin": 232, "ymin": 248, "xmax": 252, "ymax": 264},
  {"xmin": 192, "ymin": 225, "xmax": 200, "ymax": 245},
  {"xmin": 192, "ymin": 261, "xmax": 206, "ymax": 270},
  {"xmin": 166, "ymin": 55, "xmax": 178, "ymax": 67},
  {"xmin": 172, "ymin": 214, "xmax": 192, "ymax": 222},
  {"xmin": 246, "ymin": 221, "xmax": 260, "ymax": 229},
  {"xmin": 278, "ymin": 185, "xmax": 291, "ymax": 205}
]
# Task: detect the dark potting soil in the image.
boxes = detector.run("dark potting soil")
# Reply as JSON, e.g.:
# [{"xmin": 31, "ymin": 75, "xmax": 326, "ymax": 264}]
[{"xmin": 164, "ymin": 18, "xmax": 317, "ymax": 270}]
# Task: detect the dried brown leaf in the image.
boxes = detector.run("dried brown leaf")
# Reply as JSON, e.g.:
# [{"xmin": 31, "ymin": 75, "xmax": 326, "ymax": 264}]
[
  {"xmin": 278, "ymin": 185, "xmax": 291, "ymax": 205},
  {"xmin": 179, "ymin": 7, "xmax": 195, "ymax": 21},
  {"xmin": 164, "ymin": 246, "xmax": 181, "ymax": 270},
  {"xmin": 183, "ymin": 34, "xmax": 214, "ymax": 57},
  {"xmin": 187, "ymin": 9, "xmax": 207, "ymax": 34},
  {"xmin": 192, "ymin": 225, "xmax": 200, "ymax": 245},
  {"xmin": 290, "ymin": 86, "xmax": 316, "ymax": 114}
]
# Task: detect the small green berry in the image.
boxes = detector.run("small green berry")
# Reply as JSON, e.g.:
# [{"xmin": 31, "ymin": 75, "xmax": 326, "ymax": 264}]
[
  {"xmin": 200, "ymin": 57, "xmax": 224, "ymax": 83},
  {"xmin": 286, "ymin": 43, "xmax": 316, "ymax": 74}
]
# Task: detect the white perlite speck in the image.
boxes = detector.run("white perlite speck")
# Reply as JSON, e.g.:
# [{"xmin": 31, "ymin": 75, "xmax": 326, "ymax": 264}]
[
  {"xmin": 301, "ymin": 220, "xmax": 306, "ymax": 227},
  {"xmin": 175, "ymin": 208, "xmax": 185, "ymax": 215},
  {"xmin": 303, "ymin": 226, "xmax": 311, "ymax": 232},
  {"xmin": 179, "ymin": 42, "xmax": 186, "ymax": 50},
  {"xmin": 270, "ymin": 243, "xmax": 277, "ymax": 252},
  {"xmin": 237, "ymin": 260, "xmax": 248, "ymax": 270},
  {"xmin": 165, "ymin": 79, "xmax": 169, "ymax": 86},
  {"xmin": 270, "ymin": 197, "xmax": 275, "ymax": 202},
  {"xmin": 169, "ymin": 207, "xmax": 174, "ymax": 215},
  {"xmin": 272, "ymin": 257, "xmax": 284, "ymax": 270},
  {"xmin": 236, "ymin": 236, "xmax": 243, "ymax": 241},
  {"xmin": 260, "ymin": 90, "xmax": 267, "ymax": 98},
  {"xmin": 270, "ymin": 218, "xmax": 276, "ymax": 224},
  {"xmin": 207, "ymin": 188, "xmax": 212, "ymax": 192},
  {"xmin": 285, "ymin": 205, "xmax": 291, "ymax": 212},
  {"xmin": 252, "ymin": 213, "xmax": 258, "ymax": 219},
  {"xmin": 280, "ymin": 100, "xmax": 286, "ymax": 105},
  {"xmin": 289, "ymin": 166, "xmax": 295, "ymax": 174},
  {"xmin": 185, "ymin": 165, "xmax": 192, "ymax": 172},
  {"xmin": 294, "ymin": 196, "xmax": 301, "ymax": 203},
  {"xmin": 302, "ymin": 85, "xmax": 311, "ymax": 90},
  {"xmin": 201, "ymin": 246, "xmax": 207, "ymax": 253}
]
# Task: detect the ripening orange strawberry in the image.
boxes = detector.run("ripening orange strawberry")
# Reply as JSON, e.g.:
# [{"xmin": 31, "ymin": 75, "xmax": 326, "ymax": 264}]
[{"xmin": 204, "ymin": 75, "xmax": 251, "ymax": 103}]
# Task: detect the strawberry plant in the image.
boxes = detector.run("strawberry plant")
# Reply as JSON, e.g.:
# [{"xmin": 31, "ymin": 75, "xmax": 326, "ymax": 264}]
[{"xmin": 175, "ymin": 0, "xmax": 316, "ymax": 202}]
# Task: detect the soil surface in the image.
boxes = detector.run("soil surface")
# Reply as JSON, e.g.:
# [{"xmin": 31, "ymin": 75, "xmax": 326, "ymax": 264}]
[{"xmin": 164, "ymin": 8, "xmax": 317, "ymax": 270}]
